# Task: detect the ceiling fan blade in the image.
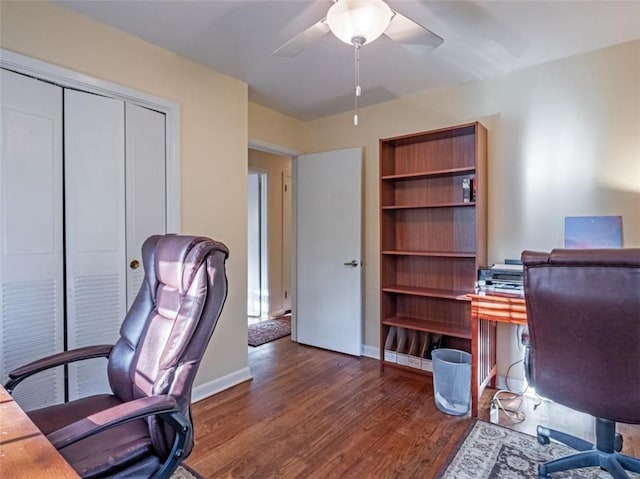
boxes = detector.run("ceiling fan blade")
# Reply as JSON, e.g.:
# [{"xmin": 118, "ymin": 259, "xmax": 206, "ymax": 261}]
[
  {"xmin": 384, "ymin": 10, "xmax": 444, "ymax": 49},
  {"xmin": 273, "ymin": 19, "xmax": 330, "ymax": 57}
]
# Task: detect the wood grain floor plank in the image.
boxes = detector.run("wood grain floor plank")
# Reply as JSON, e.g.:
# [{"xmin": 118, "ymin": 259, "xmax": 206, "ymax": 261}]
[{"xmin": 186, "ymin": 338, "xmax": 640, "ymax": 478}]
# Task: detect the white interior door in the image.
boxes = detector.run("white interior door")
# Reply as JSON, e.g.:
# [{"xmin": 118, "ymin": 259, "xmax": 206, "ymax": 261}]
[
  {"xmin": 0, "ymin": 69, "xmax": 65, "ymax": 410},
  {"xmin": 296, "ymin": 147, "xmax": 362, "ymax": 356},
  {"xmin": 125, "ymin": 103, "xmax": 166, "ymax": 308},
  {"xmin": 64, "ymin": 89, "xmax": 126, "ymax": 400}
]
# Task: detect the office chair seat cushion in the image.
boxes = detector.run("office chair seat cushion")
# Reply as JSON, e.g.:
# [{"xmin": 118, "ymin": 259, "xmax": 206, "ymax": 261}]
[
  {"xmin": 28, "ymin": 394, "xmax": 158, "ymax": 477},
  {"xmin": 61, "ymin": 422, "xmax": 156, "ymax": 478},
  {"xmin": 29, "ymin": 394, "xmax": 121, "ymax": 435}
]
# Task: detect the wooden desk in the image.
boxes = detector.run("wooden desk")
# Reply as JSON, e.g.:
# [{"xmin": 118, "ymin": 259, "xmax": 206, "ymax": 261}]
[
  {"xmin": 469, "ymin": 293, "xmax": 527, "ymax": 418},
  {"xmin": 0, "ymin": 385, "xmax": 79, "ymax": 478}
]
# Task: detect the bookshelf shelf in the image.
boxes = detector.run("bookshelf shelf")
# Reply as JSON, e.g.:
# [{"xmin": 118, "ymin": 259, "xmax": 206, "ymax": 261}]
[
  {"xmin": 381, "ymin": 250, "xmax": 476, "ymax": 258},
  {"xmin": 382, "ymin": 315, "xmax": 471, "ymax": 340},
  {"xmin": 381, "ymin": 202, "xmax": 476, "ymax": 210},
  {"xmin": 379, "ymin": 121, "xmax": 488, "ymax": 377},
  {"xmin": 381, "ymin": 166, "xmax": 476, "ymax": 181},
  {"xmin": 381, "ymin": 285, "xmax": 471, "ymax": 301}
]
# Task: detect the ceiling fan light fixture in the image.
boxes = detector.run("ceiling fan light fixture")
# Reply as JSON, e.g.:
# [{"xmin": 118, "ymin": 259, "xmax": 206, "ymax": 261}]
[{"xmin": 327, "ymin": 0, "xmax": 393, "ymax": 46}]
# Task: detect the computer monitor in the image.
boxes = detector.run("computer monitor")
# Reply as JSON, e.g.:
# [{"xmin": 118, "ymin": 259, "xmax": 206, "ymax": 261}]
[{"xmin": 564, "ymin": 215, "xmax": 623, "ymax": 248}]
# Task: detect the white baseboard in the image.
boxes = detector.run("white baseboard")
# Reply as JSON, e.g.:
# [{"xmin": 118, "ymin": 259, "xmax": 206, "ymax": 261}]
[
  {"xmin": 362, "ymin": 346, "xmax": 527, "ymax": 394},
  {"xmin": 191, "ymin": 367, "xmax": 252, "ymax": 403},
  {"xmin": 362, "ymin": 344, "xmax": 379, "ymax": 359},
  {"xmin": 495, "ymin": 375, "xmax": 527, "ymax": 394}
]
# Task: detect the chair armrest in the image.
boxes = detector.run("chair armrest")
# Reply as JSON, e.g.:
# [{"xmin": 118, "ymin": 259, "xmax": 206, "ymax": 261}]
[
  {"xmin": 48, "ymin": 395, "xmax": 179, "ymax": 450},
  {"xmin": 5, "ymin": 345, "xmax": 113, "ymax": 393}
]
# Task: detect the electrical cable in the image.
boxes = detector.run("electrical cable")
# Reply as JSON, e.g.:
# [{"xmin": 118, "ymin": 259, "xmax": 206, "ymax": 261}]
[
  {"xmin": 491, "ymin": 389, "xmax": 526, "ymax": 424},
  {"xmin": 505, "ymin": 358, "xmax": 525, "ymax": 394},
  {"xmin": 491, "ymin": 326, "xmax": 530, "ymax": 424},
  {"xmin": 514, "ymin": 322, "xmax": 543, "ymax": 410}
]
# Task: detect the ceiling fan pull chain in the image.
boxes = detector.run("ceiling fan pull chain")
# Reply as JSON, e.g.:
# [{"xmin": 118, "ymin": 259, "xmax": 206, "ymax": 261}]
[{"xmin": 354, "ymin": 42, "xmax": 361, "ymax": 126}]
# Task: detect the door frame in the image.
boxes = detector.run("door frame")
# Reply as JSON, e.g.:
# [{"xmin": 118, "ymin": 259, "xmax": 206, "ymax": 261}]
[
  {"xmin": 0, "ymin": 49, "xmax": 181, "ymax": 232},
  {"xmin": 248, "ymin": 139, "xmax": 299, "ymax": 338}
]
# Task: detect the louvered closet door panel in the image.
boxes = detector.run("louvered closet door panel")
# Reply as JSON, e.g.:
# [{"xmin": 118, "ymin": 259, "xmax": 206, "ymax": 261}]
[
  {"xmin": 64, "ymin": 90, "xmax": 126, "ymax": 400},
  {"xmin": 0, "ymin": 70, "xmax": 65, "ymax": 410},
  {"xmin": 125, "ymin": 103, "xmax": 166, "ymax": 309}
]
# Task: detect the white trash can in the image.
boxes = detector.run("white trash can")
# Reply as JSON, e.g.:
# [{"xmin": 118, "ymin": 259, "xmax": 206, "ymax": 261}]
[{"xmin": 431, "ymin": 348, "xmax": 471, "ymax": 416}]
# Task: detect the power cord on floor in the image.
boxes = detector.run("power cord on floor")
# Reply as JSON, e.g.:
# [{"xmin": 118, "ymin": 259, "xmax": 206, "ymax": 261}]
[
  {"xmin": 490, "ymin": 327, "xmax": 544, "ymax": 423},
  {"xmin": 491, "ymin": 329, "xmax": 528, "ymax": 424},
  {"xmin": 491, "ymin": 389, "xmax": 526, "ymax": 424}
]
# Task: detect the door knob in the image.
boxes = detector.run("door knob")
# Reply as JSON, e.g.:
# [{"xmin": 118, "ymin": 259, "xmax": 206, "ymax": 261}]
[
  {"xmin": 130, "ymin": 259, "xmax": 140, "ymax": 270},
  {"xmin": 343, "ymin": 260, "xmax": 359, "ymax": 267}
]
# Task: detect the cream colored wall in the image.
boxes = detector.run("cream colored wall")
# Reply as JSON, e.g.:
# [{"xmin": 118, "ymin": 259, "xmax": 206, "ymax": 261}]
[
  {"xmin": 249, "ymin": 102, "xmax": 306, "ymax": 153},
  {"xmin": 248, "ymin": 150, "xmax": 292, "ymax": 317},
  {"xmin": 2, "ymin": 0, "xmax": 637, "ymax": 390},
  {"xmin": 0, "ymin": 1, "xmax": 250, "ymax": 385},
  {"xmin": 303, "ymin": 40, "xmax": 640, "ymax": 381}
]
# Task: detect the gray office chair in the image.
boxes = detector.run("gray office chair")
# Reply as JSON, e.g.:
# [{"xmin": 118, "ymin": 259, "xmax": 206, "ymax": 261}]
[
  {"xmin": 522, "ymin": 248, "xmax": 640, "ymax": 479},
  {"xmin": 5, "ymin": 234, "xmax": 229, "ymax": 478}
]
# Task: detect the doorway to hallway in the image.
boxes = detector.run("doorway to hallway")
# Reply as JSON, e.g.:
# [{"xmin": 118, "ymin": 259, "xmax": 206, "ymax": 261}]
[
  {"xmin": 247, "ymin": 169, "xmax": 268, "ymax": 321},
  {"xmin": 247, "ymin": 148, "xmax": 293, "ymax": 329}
]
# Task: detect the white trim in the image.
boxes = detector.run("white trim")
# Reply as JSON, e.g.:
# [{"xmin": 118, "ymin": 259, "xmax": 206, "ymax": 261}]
[
  {"xmin": 362, "ymin": 344, "xmax": 379, "ymax": 359},
  {"xmin": 0, "ymin": 48, "xmax": 181, "ymax": 232},
  {"xmin": 249, "ymin": 138, "xmax": 299, "ymax": 158},
  {"xmin": 190, "ymin": 367, "xmax": 253, "ymax": 403}
]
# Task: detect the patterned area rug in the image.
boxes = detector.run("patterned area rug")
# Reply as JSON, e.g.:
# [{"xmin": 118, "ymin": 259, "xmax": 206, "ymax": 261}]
[
  {"xmin": 438, "ymin": 420, "xmax": 640, "ymax": 478},
  {"xmin": 248, "ymin": 316, "xmax": 291, "ymax": 347},
  {"xmin": 171, "ymin": 464, "xmax": 202, "ymax": 479}
]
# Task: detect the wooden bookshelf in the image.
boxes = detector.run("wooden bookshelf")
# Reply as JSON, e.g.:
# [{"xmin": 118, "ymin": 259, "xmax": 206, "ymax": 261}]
[{"xmin": 379, "ymin": 122, "xmax": 488, "ymax": 377}]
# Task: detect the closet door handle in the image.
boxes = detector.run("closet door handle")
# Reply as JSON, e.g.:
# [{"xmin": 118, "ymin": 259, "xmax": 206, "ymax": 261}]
[{"xmin": 130, "ymin": 259, "xmax": 140, "ymax": 270}]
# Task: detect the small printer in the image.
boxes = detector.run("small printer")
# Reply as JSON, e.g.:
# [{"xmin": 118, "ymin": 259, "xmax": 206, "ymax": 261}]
[{"xmin": 478, "ymin": 262, "xmax": 523, "ymax": 291}]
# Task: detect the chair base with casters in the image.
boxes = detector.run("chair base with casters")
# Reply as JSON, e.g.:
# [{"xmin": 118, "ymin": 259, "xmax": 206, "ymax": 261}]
[{"xmin": 536, "ymin": 418, "xmax": 640, "ymax": 479}]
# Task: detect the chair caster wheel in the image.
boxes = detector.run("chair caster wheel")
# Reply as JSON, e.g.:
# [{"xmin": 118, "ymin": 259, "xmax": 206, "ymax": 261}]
[
  {"xmin": 538, "ymin": 464, "xmax": 551, "ymax": 478},
  {"xmin": 537, "ymin": 433, "xmax": 550, "ymax": 445},
  {"xmin": 536, "ymin": 426, "xmax": 550, "ymax": 445},
  {"xmin": 614, "ymin": 433, "xmax": 623, "ymax": 452}
]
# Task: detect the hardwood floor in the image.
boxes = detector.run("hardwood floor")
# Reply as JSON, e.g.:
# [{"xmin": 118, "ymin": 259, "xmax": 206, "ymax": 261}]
[{"xmin": 186, "ymin": 338, "xmax": 640, "ymax": 478}]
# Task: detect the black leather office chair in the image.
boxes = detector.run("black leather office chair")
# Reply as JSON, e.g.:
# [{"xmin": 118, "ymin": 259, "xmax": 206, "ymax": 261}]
[
  {"xmin": 522, "ymin": 248, "xmax": 640, "ymax": 479},
  {"xmin": 5, "ymin": 235, "xmax": 229, "ymax": 478}
]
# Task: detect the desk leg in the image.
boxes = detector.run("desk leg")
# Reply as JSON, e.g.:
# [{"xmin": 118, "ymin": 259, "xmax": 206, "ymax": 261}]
[
  {"xmin": 471, "ymin": 313, "xmax": 498, "ymax": 417},
  {"xmin": 471, "ymin": 310, "xmax": 479, "ymax": 418}
]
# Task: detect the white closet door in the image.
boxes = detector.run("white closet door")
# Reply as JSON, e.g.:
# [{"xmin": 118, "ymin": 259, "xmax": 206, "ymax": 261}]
[
  {"xmin": 0, "ymin": 70, "xmax": 65, "ymax": 410},
  {"xmin": 125, "ymin": 103, "xmax": 166, "ymax": 308},
  {"xmin": 64, "ymin": 89, "xmax": 126, "ymax": 400}
]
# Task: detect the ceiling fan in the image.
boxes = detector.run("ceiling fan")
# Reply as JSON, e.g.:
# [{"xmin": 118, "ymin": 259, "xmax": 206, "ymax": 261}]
[
  {"xmin": 273, "ymin": 0, "xmax": 443, "ymax": 125},
  {"xmin": 273, "ymin": 0, "xmax": 444, "ymax": 57}
]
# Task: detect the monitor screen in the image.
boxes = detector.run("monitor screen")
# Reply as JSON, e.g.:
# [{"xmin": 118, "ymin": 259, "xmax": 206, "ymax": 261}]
[{"xmin": 564, "ymin": 216, "xmax": 623, "ymax": 248}]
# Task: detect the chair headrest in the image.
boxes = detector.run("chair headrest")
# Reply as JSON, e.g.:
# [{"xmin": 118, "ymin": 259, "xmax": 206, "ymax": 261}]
[
  {"xmin": 522, "ymin": 248, "xmax": 640, "ymax": 267},
  {"xmin": 154, "ymin": 235, "xmax": 229, "ymax": 293}
]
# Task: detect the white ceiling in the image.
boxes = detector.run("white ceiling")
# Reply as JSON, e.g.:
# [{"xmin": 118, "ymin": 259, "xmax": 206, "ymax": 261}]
[{"xmin": 57, "ymin": 0, "xmax": 640, "ymax": 121}]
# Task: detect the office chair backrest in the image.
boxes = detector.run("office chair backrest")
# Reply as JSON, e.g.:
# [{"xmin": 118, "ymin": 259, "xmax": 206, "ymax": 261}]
[
  {"xmin": 522, "ymin": 248, "xmax": 640, "ymax": 424},
  {"xmin": 107, "ymin": 234, "xmax": 229, "ymax": 456}
]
